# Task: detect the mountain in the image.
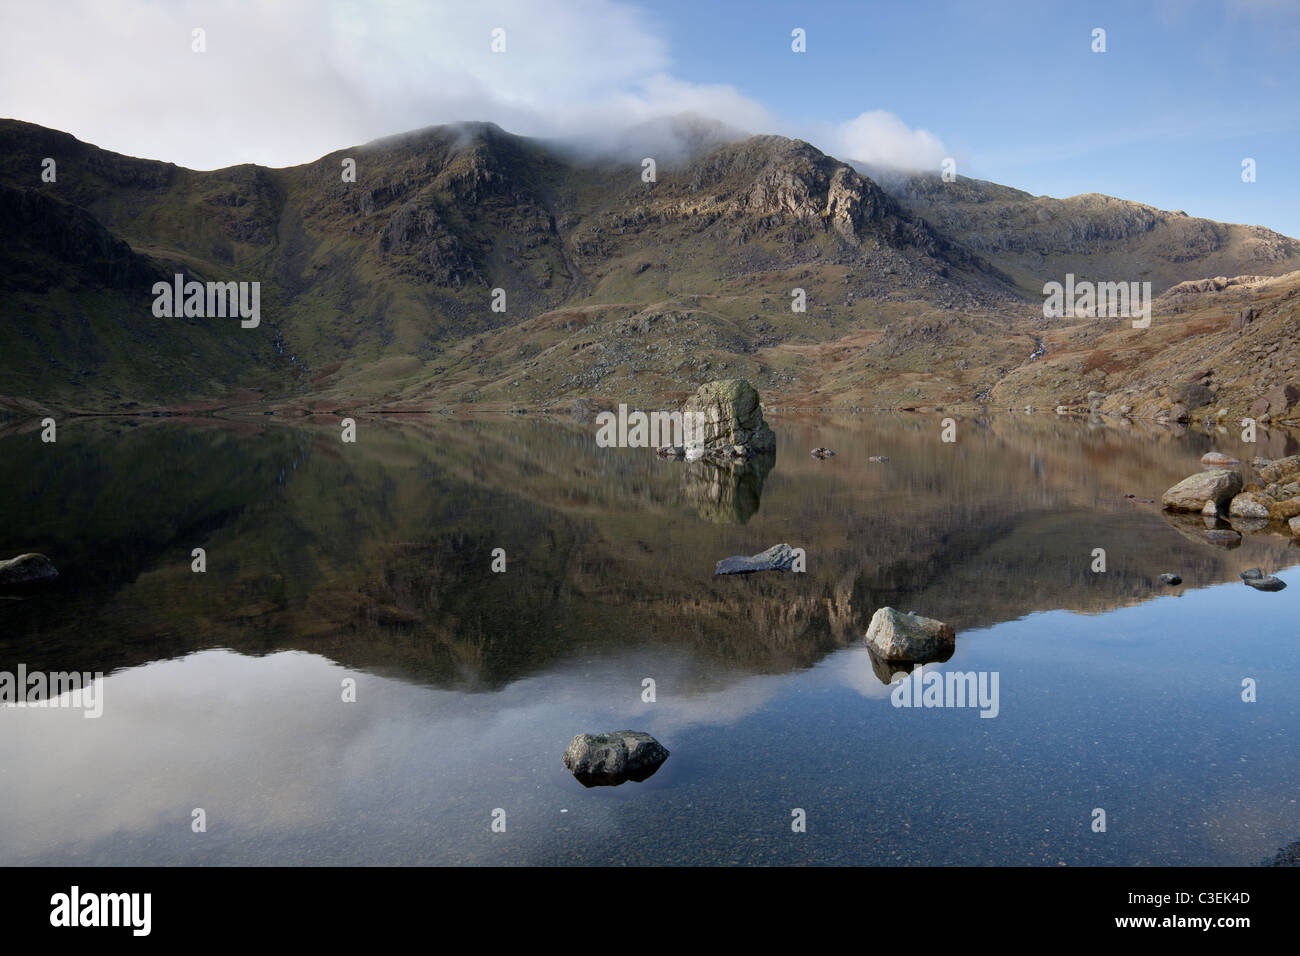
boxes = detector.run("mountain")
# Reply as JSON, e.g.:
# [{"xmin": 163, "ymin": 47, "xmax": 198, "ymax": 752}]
[
  {"xmin": 870, "ymin": 167, "xmax": 1300, "ymax": 297},
  {"xmin": 2, "ymin": 117, "xmax": 1299, "ymax": 420}
]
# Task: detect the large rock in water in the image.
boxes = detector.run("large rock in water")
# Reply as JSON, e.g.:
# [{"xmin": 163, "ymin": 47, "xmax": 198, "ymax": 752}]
[
  {"xmin": 864, "ymin": 607, "xmax": 956, "ymax": 661},
  {"xmin": 1161, "ymin": 470, "xmax": 1242, "ymax": 512},
  {"xmin": 0, "ymin": 553, "xmax": 57, "ymax": 586},
  {"xmin": 562, "ymin": 731, "xmax": 669, "ymax": 786},
  {"xmin": 681, "ymin": 379, "xmax": 775, "ymax": 459}
]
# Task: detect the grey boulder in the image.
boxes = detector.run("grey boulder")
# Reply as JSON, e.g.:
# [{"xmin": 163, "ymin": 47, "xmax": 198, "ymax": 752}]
[
  {"xmin": 1161, "ymin": 470, "xmax": 1242, "ymax": 512},
  {"xmin": 1241, "ymin": 568, "xmax": 1286, "ymax": 592},
  {"xmin": 864, "ymin": 607, "xmax": 956, "ymax": 661},
  {"xmin": 681, "ymin": 379, "xmax": 775, "ymax": 459},
  {"xmin": 562, "ymin": 731, "xmax": 669, "ymax": 786}
]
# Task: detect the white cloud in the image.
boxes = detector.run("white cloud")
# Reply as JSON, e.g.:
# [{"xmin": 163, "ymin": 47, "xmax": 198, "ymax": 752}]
[
  {"xmin": 0, "ymin": 0, "xmax": 945, "ymax": 173},
  {"xmin": 816, "ymin": 109, "xmax": 950, "ymax": 172}
]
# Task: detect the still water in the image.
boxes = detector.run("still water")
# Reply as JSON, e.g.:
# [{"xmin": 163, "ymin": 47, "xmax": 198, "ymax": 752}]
[{"xmin": 1, "ymin": 413, "xmax": 1297, "ymax": 865}]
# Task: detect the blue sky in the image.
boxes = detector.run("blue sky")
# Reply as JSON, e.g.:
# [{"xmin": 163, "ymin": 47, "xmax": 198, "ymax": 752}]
[
  {"xmin": 2, "ymin": 0, "xmax": 1296, "ymax": 236},
  {"xmin": 652, "ymin": 0, "xmax": 1300, "ymax": 236}
]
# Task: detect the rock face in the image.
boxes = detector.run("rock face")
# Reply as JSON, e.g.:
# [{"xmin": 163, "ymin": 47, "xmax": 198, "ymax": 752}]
[
  {"xmin": 0, "ymin": 553, "xmax": 57, "ymax": 586},
  {"xmin": 562, "ymin": 731, "xmax": 669, "ymax": 786},
  {"xmin": 1161, "ymin": 470, "xmax": 1242, "ymax": 512},
  {"xmin": 864, "ymin": 607, "xmax": 955, "ymax": 661},
  {"xmin": 715, "ymin": 542, "xmax": 797, "ymax": 574},
  {"xmin": 681, "ymin": 379, "xmax": 775, "ymax": 459},
  {"xmin": 1255, "ymin": 383, "xmax": 1300, "ymax": 418},
  {"xmin": 1232, "ymin": 307, "xmax": 1259, "ymax": 332}
]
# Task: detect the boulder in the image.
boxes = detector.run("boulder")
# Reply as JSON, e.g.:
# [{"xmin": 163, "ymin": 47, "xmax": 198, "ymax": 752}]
[
  {"xmin": 1264, "ymin": 383, "xmax": 1300, "ymax": 416},
  {"xmin": 1241, "ymin": 568, "xmax": 1286, "ymax": 592},
  {"xmin": 1290, "ymin": 515, "xmax": 1300, "ymax": 537},
  {"xmin": 1161, "ymin": 469, "xmax": 1242, "ymax": 512},
  {"xmin": 1232, "ymin": 307, "xmax": 1258, "ymax": 332},
  {"xmin": 0, "ymin": 553, "xmax": 57, "ymax": 586},
  {"xmin": 1172, "ymin": 382, "xmax": 1214, "ymax": 409},
  {"xmin": 864, "ymin": 607, "xmax": 955, "ymax": 661},
  {"xmin": 562, "ymin": 731, "xmax": 669, "ymax": 786},
  {"xmin": 1228, "ymin": 492, "xmax": 1271, "ymax": 519},
  {"xmin": 1259, "ymin": 455, "xmax": 1300, "ymax": 484},
  {"xmin": 715, "ymin": 542, "xmax": 797, "ymax": 574},
  {"xmin": 810, "ymin": 447, "xmax": 835, "ymax": 459},
  {"xmin": 681, "ymin": 379, "xmax": 775, "ymax": 459},
  {"xmin": 1158, "ymin": 573, "xmax": 1182, "ymax": 586}
]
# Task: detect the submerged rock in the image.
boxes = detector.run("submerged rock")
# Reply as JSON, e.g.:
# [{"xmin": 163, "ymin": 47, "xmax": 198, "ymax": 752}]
[
  {"xmin": 715, "ymin": 542, "xmax": 798, "ymax": 574},
  {"xmin": 681, "ymin": 379, "xmax": 775, "ymax": 459},
  {"xmin": 0, "ymin": 553, "xmax": 57, "ymax": 586},
  {"xmin": 562, "ymin": 731, "xmax": 669, "ymax": 786},
  {"xmin": 1161, "ymin": 469, "xmax": 1242, "ymax": 512},
  {"xmin": 1200, "ymin": 451, "xmax": 1241, "ymax": 467},
  {"xmin": 1202, "ymin": 528, "xmax": 1242, "ymax": 547},
  {"xmin": 867, "ymin": 455, "xmax": 889, "ymax": 463},
  {"xmin": 864, "ymin": 607, "xmax": 956, "ymax": 661},
  {"xmin": 1241, "ymin": 568, "xmax": 1286, "ymax": 591},
  {"xmin": 810, "ymin": 447, "xmax": 835, "ymax": 459}
]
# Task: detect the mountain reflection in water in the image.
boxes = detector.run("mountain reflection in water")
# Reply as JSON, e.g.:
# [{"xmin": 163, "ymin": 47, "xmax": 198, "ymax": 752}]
[{"xmin": 0, "ymin": 413, "xmax": 1297, "ymax": 865}]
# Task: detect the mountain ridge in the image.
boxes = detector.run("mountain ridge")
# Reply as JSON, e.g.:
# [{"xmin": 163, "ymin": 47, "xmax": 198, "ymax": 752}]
[{"xmin": 2, "ymin": 117, "xmax": 1299, "ymax": 423}]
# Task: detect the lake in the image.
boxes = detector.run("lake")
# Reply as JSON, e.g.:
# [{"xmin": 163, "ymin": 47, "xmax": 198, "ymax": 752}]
[{"xmin": 1, "ymin": 412, "xmax": 1297, "ymax": 865}]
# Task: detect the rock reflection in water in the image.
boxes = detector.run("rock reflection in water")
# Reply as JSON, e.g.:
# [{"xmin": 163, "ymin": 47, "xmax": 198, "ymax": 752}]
[{"xmin": 680, "ymin": 451, "xmax": 774, "ymax": 524}]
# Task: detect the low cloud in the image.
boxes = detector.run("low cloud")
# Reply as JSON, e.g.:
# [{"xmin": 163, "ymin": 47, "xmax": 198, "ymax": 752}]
[
  {"xmin": 0, "ymin": 0, "xmax": 946, "ymax": 173},
  {"xmin": 816, "ymin": 110, "xmax": 950, "ymax": 173}
]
